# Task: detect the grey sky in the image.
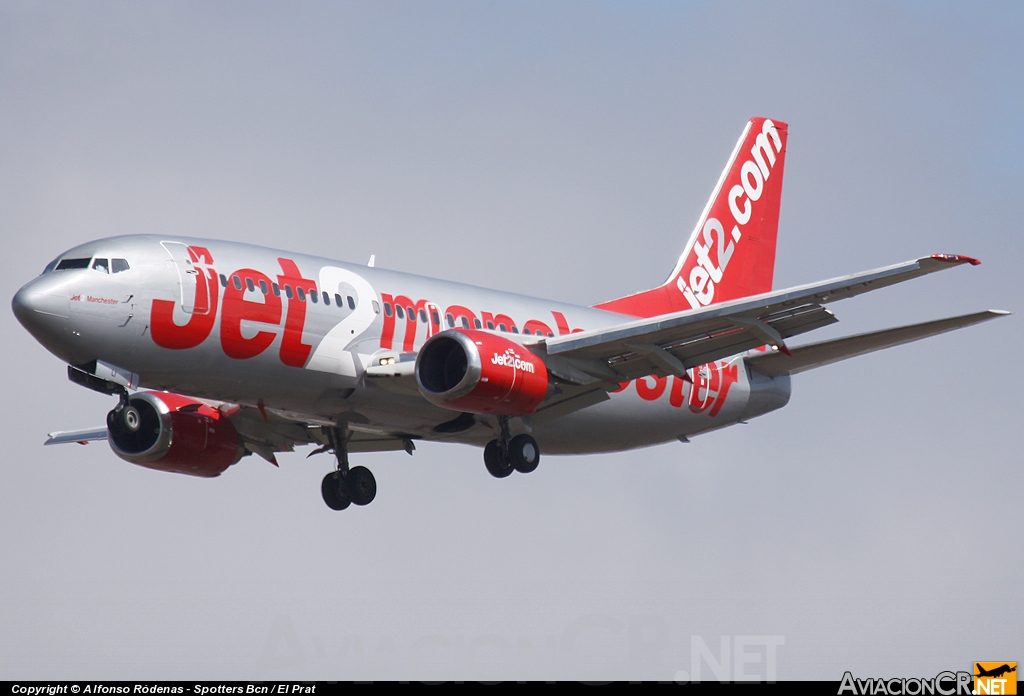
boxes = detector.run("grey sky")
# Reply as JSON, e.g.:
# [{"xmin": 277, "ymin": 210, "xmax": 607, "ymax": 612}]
[{"xmin": 1, "ymin": 1, "xmax": 1020, "ymax": 681}]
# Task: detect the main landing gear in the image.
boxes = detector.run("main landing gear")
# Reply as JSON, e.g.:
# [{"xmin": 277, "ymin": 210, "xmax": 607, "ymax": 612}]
[
  {"xmin": 484, "ymin": 416, "xmax": 540, "ymax": 478},
  {"xmin": 320, "ymin": 427, "xmax": 377, "ymax": 511}
]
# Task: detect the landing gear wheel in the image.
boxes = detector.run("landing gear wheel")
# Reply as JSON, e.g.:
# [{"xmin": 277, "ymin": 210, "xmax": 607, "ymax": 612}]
[
  {"xmin": 321, "ymin": 471, "xmax": 351, "ymax": 511},
  {"xmin": 484, "ymin": 439, "xmax": 514, "ymax": 478},
  {"xmin": 347, "ymin": 466, "xmax": 377, "ymax": 506},
  {"xmin": 509, "ymin": 434, "xmax": 540, "ymax": 473}
]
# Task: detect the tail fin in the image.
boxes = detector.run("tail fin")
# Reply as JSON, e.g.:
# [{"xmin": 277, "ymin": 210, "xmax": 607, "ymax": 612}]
[{"xmin": 595, "ymin": 117, "xmax": 789, "ymax": 317}]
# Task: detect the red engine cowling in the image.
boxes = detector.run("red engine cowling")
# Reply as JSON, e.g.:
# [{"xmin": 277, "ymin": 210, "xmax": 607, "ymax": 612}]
[
  {"xmin": 106, "ymin": 391, "xmax": 244, "ymax": 477},
  {"xmin": 415, "ymin": 329, "xmax": 549, "ymax": 415}
]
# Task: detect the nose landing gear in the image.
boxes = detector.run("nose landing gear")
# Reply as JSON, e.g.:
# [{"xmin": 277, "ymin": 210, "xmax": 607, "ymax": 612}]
[
  {"xmin": 484, "ymin": 416, "xmax": 541, "ymax": 478},
  {"xmin": 319, "ymin": 427, "xmax": 377, "ymax": 511}
]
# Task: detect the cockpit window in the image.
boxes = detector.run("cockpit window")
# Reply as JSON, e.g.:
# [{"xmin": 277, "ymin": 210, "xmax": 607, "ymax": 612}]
[
  {"xmin": 42, "ymin": 257, "xmax": 60, "ymax": 275},
  {"xmin": 55, "ymin": 258, "xmax": 90, "ymax": 271},
  {"xmin": 92, "ymin": 258, "xmax": 109, "ymax": 273},
  {"xmin": 112, "ymin": 258, "xmax": 130, "ymax": 273}
]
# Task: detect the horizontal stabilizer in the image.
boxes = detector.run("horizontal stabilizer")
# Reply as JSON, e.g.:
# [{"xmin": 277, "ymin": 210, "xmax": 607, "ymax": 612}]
[
  {"xmin": 746, "ymin": 310, "xmax": 1009, "ymax": 376},
  {"xmin": 45, "ymin": 427, "xmax": 108, "ymax": 446}
]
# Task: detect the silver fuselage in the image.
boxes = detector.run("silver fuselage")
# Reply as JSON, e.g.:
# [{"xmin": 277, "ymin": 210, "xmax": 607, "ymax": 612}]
[{"xmin": 13, "ymin": 235, "xmax": 790, "ymax": 454}]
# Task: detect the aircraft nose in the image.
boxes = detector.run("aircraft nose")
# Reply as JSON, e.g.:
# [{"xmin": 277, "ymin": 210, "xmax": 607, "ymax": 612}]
[
  {"xmin": 11, "ymin": 284, "xmax": 32, "ymax": 325},
  {"xmin": 12, "ymin": 277, "xmax": 70, "ymax": 341}
]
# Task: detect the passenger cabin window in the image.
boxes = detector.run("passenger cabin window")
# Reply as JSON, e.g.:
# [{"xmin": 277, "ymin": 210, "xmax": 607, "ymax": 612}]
[
  {"xmin": 372, "ymin": 300, "xmax": 380, "ymax": 314},
  {"xmin": 285, "ymin": 285, "xmax": 294, "ymax": 299},
  {"xmin": 384, "ymin": 303, "xmax": 392, "ymax": 317},
  {"xmin": 111, "ymin": 258, "xmax": 130, "ymax": 273},
  {"xmin": 322, "ymin": 291, "xmax": 330, "ymax": 305},
  {"xmin": 462, "ymin": 317, "xmax": 471, "ymax": 329},
  {"xmin": 395, "ymin": 305, "xmax": 404, "ymax": 319},
  {"xmin": 92, "ymin": 258, "xmax": 109, "ymax": 273},
  {"xmin": 474, "ymin": 319, "xmax": 482, "ymax": 329},
  {"xmin": 232, "ymin": 276, "xmax": 242, "ymax": 290},
  {"xmin": 272, "ymin": 283, "xmax": 280, "ymax": 296},
  {"xmin": 297, "ymin": 287, "xmax": 306, "ymax": 301},
  {"xmin": 335, "ymin": 294, "xmax": 343, "ymax": 307},
  {"xmin": 220, "ymin": 274, "xmax": 228, "ymax": 287},
  {"xmin": 446, "ymin": 314, "xmax": 455, "ymax": 328},
  {"xmin": 56, "ymin": 258, "xmax": 90, "ymax": 270},
  {"xmin": 259, "ymin": 280, "xmax": 268, "ymax": 295},
  {"xmin": 347, "ymin": 296, "xmax": 356, "ymax": 310},
  {"xmin": 246, "ymin": 278, "xmax": 255, "ymax": 292}
]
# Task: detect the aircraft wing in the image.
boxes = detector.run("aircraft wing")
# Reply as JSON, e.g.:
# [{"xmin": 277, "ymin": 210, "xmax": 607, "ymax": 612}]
[
  {"xmin": 746, "ymin": 310, "xmax": 1009, "ymax": 376},
  {"xmin": 43, "ymin": 404, "xmax": 415, "ymax": 462},
  {"xmin": 226, "ymin": 405, "xmax": 415, "ymax": 464},
  {"xmin": 541, "ymin": 255, "xmax": 983, "ymax": 385},
  {"xmin": 45, "ymin": 427, "xmax": 109, "ymax": 446}
]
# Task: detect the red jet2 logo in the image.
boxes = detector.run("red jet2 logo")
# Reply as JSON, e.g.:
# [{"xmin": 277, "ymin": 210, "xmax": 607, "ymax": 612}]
[
  {"xmin": 676, "ymin": 119, "xmax": 783, "ymax": 309},
  {"xmin": 150, "ymin": 246, "xmax": 316, "ymax": 368},
  {"xmin": 150, "ymin": 247, "xmax": 740, "ymax": 417}
]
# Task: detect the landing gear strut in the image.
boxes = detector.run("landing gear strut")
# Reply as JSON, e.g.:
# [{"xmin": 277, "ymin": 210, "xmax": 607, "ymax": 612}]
[
  {"xmin": 320, "ymin": 426, "xmax": 377, "ymax": 510},
  {"xmin": 484, "ymin": 416, "xmax": 540, "ymax": 478}
]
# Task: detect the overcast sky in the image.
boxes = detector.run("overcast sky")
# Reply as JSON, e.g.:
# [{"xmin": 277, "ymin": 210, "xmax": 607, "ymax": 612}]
[{"xmin": 1, "ymin": 1, "xmax": 1021, "ymax": 681}]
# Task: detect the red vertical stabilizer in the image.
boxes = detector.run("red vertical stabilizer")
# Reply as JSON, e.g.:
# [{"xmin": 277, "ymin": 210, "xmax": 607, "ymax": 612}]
[{"xmin": 595, "ymin": 117, "xmax": 788, "ymax": 318}]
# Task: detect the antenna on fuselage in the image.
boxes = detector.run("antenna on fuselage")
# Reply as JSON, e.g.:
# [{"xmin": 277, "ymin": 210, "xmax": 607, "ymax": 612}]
[{"xmin": 367, "ymin": 254, "xmax": 375, "ymax": 268}]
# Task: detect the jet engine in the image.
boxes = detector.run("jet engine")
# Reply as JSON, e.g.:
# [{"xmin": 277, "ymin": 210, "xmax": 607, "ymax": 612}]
[
  {"xmin": 415, "ymin": 329, "xmax": 549, "ymax": 416},
  {"xmin": 106, "ymin": 391, "xmax": 244, "ymax": 477}
]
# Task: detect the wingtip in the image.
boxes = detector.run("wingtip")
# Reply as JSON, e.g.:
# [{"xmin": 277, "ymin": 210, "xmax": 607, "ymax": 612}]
[{"xmin": 930, "ymin": 254, "xmax": 981, "ymax": 266}]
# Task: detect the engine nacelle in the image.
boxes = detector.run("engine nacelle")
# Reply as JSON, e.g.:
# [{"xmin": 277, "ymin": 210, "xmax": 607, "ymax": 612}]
[
  {"xmin": 415, "ymin": 329, "xmax": 549, "ymax": 416},
  {"xmin": 106, "ymin": 391, "xmax": 244, "ymax": 478}
]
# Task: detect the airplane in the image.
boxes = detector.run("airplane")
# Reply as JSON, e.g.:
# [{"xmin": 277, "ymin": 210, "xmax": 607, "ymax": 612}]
[
  {"xmin": 11, "ymin": 117, "xmax": 1009, "ymax": 511},
  {"xmin": 975, "ymin": 664, "xmax": 1016, "ymax": 679}
]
